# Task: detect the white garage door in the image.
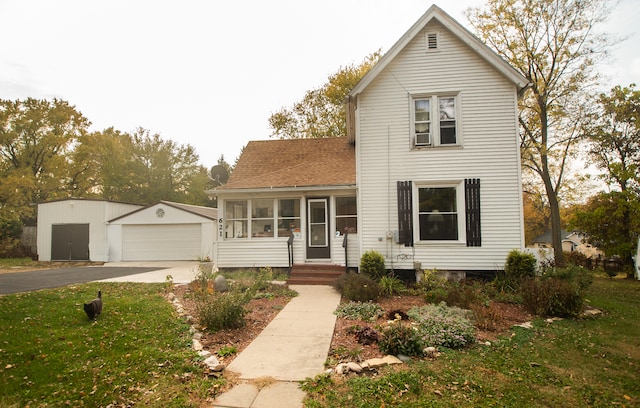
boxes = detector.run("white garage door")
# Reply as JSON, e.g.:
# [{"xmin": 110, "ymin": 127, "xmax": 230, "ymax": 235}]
[{"xmin": 123, "ymin": 224, "xmax": 201, "ymax": 261}]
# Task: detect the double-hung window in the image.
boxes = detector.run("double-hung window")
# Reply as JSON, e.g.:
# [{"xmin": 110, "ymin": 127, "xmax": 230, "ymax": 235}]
[
  {"xmin": 417, "ymin": 185, "xmax": 461, "ymax": 241},
  {"xmin": 412, "ymin": 95, "xmax": 458, "ymax": 147}
]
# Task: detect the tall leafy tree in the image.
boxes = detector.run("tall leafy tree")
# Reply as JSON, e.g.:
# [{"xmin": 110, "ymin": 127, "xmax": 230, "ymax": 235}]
[
  {"xmin": 571, "ymin": 191, "xmax": 640, "ymax": 272},
  {"xmin": 586, "ymin": 84, "xmax": 640, "ymax": 192},
  {"xmin": 127, "ymin": 128, "xmax": 212, "ymax": 205},
  {"xmin": 572, "ymin": 84, "xmax": 640, "ymax": 275},
  {"xmin": 467, "ymin": 0, "xmax": 615, "ymax": 265},
  {"xmin": 72, "ymin": 127, "xmax": 214, "ymax": 206},
  {"xmin": 268, "ymin": 51, "xmax": 381, "ymax": 139},
  {"xmin": 0, "ymin": 98, "xmax": 90, "ymax": 222},
  {"xmin": 68, "ymin": 127, "xmax": 135, "ymax": 199}
]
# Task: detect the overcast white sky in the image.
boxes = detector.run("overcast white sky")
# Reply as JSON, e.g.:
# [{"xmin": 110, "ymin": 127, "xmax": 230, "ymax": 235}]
[{"xmin": 1, "ymin": 0, "xmax": 638, "ymax": 169}]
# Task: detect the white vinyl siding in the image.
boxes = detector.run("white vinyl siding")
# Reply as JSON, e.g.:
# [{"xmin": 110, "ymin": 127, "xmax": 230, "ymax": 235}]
[
  {"xmin": 355, "ymin": 19, "xmax": 523, "ymax": 271},
  {"xmin": 215, "ymin": 191, "xmax": 358, "ymax": 269},
  {"xmin": 36, "ymin": 200, "xmax": 142, "ymax": 262},
  {"xmin": 122, "ymin": 224, "xmax": 201, "ymax": 261}
]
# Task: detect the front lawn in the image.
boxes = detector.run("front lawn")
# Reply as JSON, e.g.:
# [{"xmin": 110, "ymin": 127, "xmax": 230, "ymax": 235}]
[
  {"xmin": 0, "ymin": 282, "xmax": 218, "ymax": 407},
  {"xmin": 302, "ymin": 277, "xmax": 640, "ymax": 407}
]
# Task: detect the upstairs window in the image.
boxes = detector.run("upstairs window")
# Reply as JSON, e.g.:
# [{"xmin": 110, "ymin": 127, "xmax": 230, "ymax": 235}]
[{"xmin": 412, "ymin": 95, "xmax": 458, "ymax": 147}]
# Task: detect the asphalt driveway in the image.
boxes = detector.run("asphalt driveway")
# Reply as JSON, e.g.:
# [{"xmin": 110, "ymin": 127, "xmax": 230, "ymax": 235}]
[{"xmin": 0, "ymin": 266, "xmax": 166, "ymax": 295}]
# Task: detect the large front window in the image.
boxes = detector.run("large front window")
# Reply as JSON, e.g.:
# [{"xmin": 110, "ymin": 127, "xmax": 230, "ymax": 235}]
[
  {"xmin": 412, "ymin": 95, "xmax": 458, "ymax": 147},
  {"xmin": 224, "ymin": 199, "xmax": 300, "ymax": 239},
  {"xmin": 418, "ymin": 187, "xmax": 458, "ymax": 240}
]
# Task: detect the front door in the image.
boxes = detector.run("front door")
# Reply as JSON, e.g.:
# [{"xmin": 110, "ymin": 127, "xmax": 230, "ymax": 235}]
[{"xmin": 306, "ymin": 198, "xmax": 330, "ymax": 259}]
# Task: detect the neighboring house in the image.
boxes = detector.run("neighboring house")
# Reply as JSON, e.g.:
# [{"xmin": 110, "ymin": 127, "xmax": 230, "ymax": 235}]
[
  {"xmin": 212, "ymin": 5, "xmax": 528, "ymax": 275},
  {"xmin": 37, "ymin": 199, "xmax": 217, "ymax": 262},
  {"xmin": 529, "ymin": 229, "xmax": 604, "ymax": 259}
]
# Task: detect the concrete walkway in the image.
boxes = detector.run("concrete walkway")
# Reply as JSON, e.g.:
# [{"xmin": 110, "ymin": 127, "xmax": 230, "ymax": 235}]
[
  {"xmin": 213, "ymin": 285, "xmax": 342, "ymax": 408},
  {"xmin": 98, "ymin": 261, "xmax": 200, "ymax": 284}
]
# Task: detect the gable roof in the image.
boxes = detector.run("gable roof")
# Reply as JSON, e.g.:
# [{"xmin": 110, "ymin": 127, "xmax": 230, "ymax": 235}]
[
  {"xmin": 216, "ymin": 137, "xmax": 355, "ymax": 192},
  {"xmin": 531, "ymin": 229, "xmax": 573, "ymax": 244},
  {"xmin": 109, "ymin": 200, "xmax": 217, "ymax": 222},
  {"xmin": 349, "ymin": 4, "xmax": 529, "ymax": 97}
]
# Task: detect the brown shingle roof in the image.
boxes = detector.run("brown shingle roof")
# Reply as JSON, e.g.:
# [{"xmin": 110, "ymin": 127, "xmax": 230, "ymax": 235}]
[{"xmin": 218, "ymin": 137, "xmax": 355, "ymax": 190}]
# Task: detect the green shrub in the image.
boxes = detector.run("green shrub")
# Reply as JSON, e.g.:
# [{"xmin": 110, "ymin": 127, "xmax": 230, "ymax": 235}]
[
  {"xmin": 442, "ymin": 280, "xmax": 489, "ymax": 310},
  {"xmin": 408, "ymin": 302, "xmax": 476, "ymax": 349},
  {"xmin": 416, "ymin": 269, "xmax": 448, "ymax": 291},
  {"xmin": 520, "ymin": 266, "xmax": 592, "ymax": 318},
  {"xmin": 334, "ymin": 272, "xmax": 380, "ymax": 302},
  {"xmin": 196, "ymin": 290, "xmax": 252, "ymax": 331},
  {"xmin": 496, "ymin": 249, "xmax": 537, "ymax": 291},
  {"xmin": 545, "ymin": 264, "xmax": 593, "ymax": 291},
  {"xmin": 470, "ymin": 302, "xmax": 503, "ymax": 331},
  {"xmin": 217, "ymin": 345, "xmax": 237, "ymax": 357},
  {"xmin": 335, "ymin": 301, "xmax": 384, "ymax": 322},
  {"xmin": 379, "ymin": 275, "xmax": 406, "ymax": 296},
  {"xmin": 360, "ymin": 250, "xmax": 386, "ymax": 280},
  {"xmin": 378, "ymin": 320, "xmax": 424, "ymax": 357},
  {"xmin": 564, "ymin": 251, "xmax": 592, "ymax": 268}
]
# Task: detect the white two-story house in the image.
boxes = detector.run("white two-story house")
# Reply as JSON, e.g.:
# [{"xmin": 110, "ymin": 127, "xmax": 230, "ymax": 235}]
[{"xmin": 212, "ymin": 5, "xmax": 529, "ymax": 277}]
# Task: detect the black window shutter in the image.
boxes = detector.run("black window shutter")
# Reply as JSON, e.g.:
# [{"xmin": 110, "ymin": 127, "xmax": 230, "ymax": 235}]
[
  {"xmin": 397, "ymin": 181, "xmax": 413, "ymax": 247},
  {"xmin": 465, "ymin": 178, "xmax": 481, "ymax": 247}
]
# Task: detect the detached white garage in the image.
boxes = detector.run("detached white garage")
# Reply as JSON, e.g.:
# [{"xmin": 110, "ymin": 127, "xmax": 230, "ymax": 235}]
[
  {"xmin": 37, "ymin": 199, "xmax": 143, "ymax": 262},
  {"xmin": 108, "ymin": 202, "xmax": 217, "ymax": 262},
  {"xmin": 38, "ymin": 199, "xmax": 218, "ymax": 263}
]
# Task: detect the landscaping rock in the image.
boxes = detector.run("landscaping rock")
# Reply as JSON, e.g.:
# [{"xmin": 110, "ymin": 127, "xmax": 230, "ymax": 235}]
[
  {"xmin": 381, "ymin": 355, "xmax": 403, "ymax": 365},
  {"xmin": 397, "ymin": 354, "xmax": 412, "ymax": 363},
  {"xmin": 203, "ymin": 355, "xmax": 225, "ymax": 372},
  {"xmin": 347, "ymin": 362, "xmax": 362, "ymax": 373},
  {"xmin": 214, "ymin": 275, "xmax": 229, "ymax": 292}
]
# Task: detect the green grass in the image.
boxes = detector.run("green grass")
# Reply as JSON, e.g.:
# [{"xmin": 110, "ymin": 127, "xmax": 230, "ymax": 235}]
[
  {"xmin": 0, "ymin": 257, "xmax": 37, "ymax": 268},
  {"xmin": 302, "ymin": 277, "xmax": 640, "ymax": 407},
  {"xmin": 0, "ymin": 282, "xmax": 221, "ymax": 407}
]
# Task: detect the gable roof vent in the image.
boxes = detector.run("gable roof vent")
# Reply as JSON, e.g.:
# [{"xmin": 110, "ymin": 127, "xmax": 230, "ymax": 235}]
[{"xmin": 426, "ymin": 32, "xmax": 439, "ymax": 51}]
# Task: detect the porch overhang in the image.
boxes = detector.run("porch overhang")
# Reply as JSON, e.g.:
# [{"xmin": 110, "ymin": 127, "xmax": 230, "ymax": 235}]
[{"xmin": 210, "ymin": 184, "xmax": 357, "ymax": 197}]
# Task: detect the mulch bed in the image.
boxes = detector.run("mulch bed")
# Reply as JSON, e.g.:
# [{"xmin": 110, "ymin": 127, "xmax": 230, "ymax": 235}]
[{"xmin": 170, "ymin": 285, "xmax": 533, "ymax": 365}]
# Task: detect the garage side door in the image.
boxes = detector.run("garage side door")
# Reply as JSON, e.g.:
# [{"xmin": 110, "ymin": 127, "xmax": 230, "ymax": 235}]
[
  {"xmin": 51, "ymin": 224, "xmax": 90, "ymax": 261},
  {"xmin": 122, "ymin": 224, "xmax": 201, "ymax": 261}
]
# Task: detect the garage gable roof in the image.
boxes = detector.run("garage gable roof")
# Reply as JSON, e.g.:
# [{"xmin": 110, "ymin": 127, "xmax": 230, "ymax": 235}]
[
  {"xmin": 109, "ymin": 201, "xmax": 217, "ymax": 222},
  {"xmin": 215, "ymin": 137, "xmax": 355, "ymax": 191}
]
